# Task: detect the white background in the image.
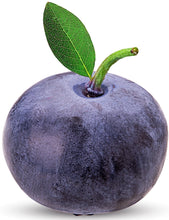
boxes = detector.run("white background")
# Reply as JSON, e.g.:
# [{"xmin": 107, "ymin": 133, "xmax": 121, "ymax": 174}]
[{"xmin": 0, "ymin": 0, "xmax": 169, "ymax": 219}]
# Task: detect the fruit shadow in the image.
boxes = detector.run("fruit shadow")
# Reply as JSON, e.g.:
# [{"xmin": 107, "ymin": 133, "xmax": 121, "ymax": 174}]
[{"xmin": 2, "ymin": 201, "xmax": 168, "ymax": 219}]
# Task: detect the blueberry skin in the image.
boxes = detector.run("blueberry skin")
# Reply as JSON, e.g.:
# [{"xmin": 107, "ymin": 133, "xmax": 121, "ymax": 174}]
[{"xmin": 3, "ymin": 72, "xmax": 168, "ymax": 214}]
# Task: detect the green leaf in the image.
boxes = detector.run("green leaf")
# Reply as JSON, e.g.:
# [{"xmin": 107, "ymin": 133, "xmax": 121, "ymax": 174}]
[{"xmin": 43, "ymin": 2, "xmax": 95, "ymax": 78}]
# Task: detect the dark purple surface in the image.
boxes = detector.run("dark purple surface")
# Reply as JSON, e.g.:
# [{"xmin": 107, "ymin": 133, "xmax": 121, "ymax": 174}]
[{"xmin": 3, "ymin": 72, "xmax": 168, "ymax": 214}]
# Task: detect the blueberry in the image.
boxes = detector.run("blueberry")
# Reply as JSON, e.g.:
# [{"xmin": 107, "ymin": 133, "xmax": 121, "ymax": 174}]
[{"xmin": 3, "ymin": 72, "xmax": 168, "ymax": 214}]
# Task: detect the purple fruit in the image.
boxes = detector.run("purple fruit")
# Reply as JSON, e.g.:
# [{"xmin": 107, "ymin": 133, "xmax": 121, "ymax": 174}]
[{"xmin": 3, "ymin": 72, "xmax": 168, "ymax": 214}]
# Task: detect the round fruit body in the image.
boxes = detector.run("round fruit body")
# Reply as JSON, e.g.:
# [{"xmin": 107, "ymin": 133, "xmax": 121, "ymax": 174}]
[{"xmin": 3, "ymin": 72, "xmax": 168, "ymax": 215}]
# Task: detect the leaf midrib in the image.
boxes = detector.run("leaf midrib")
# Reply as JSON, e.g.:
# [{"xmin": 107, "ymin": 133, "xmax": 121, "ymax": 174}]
[{"xmin": 50, "ymin": 5, "xmax": 91, "ymax": 78}]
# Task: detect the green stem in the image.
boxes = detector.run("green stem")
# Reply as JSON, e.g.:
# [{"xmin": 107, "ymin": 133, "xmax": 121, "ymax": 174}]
[
  {"xmin": 93, "ymin": 47, "xmax": 138, "ymax": 87},
  {"xmin": 84, "ymin": 47, "xmax": 138, "ymax": 97}
]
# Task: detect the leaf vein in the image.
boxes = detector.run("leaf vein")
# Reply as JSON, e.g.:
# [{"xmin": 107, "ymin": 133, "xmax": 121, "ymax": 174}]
[{"xmin": 49, "ymin": 5, "xmax": 91, "ymax": 78}]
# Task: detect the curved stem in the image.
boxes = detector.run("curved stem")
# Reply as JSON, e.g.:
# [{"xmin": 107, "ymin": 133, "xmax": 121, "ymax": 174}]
[
  {"xmin": 93, "ymin": 47, "xmax": 138, "ymax": 87},
  {"xmin": 85, "ymin": 47, "xmax": 138, "ymax": 97}
]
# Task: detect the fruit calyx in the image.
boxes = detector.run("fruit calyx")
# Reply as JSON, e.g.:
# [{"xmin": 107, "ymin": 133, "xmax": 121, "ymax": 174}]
[
  {"xmin": 83, "ymin": 80, "xmax": 104, "ymax": 97},
  {"xmin": 84, "ymin": 47, "xmax": 139, "ymax": 98}
]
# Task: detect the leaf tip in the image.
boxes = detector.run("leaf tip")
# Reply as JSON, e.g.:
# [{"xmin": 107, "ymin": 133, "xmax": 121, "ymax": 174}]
[{"xmin": 45, "ymin": 2, "xmax": 53, "ymax": 9}]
